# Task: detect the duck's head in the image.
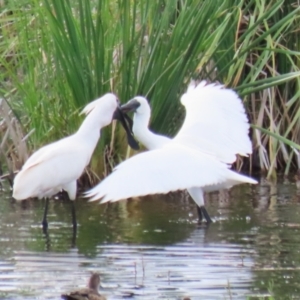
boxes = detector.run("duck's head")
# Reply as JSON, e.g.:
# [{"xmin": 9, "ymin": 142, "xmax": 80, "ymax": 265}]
[{"xmin": 88, "ymin": 273, "xmax": 101, "ymax": 291}]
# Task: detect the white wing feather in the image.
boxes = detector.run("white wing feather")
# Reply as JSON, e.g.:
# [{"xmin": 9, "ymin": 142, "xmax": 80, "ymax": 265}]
[
  {"xmin": 86, "ymin": 143, "xmax": 257, "ymax": 203},
  {"xmin": 175, "ymin": 81, "xmax": 251, "ymax": 164}
]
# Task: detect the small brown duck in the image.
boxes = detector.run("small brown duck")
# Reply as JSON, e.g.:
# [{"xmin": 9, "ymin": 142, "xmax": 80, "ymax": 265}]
[{"xmin": 61, "ymin": 273, "xmax": 106, "ymax": 300}]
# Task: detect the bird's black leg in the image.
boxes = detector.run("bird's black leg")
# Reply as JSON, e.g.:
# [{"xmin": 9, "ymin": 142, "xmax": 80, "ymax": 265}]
[
  {"xmin": 62, "ymin": 191, "xmax": 77, "ymax": 231},
  {"xmin": 201, "ymin": 206, "xmax": 213, "ymax": 223},
  {"xmin": 71, "ymin": 201, "xmax": 77, "ymax": 247},
  {"xmin": 197, "ymin": 206, "xmax": 203, "ymax": 223},
  {"xmin": 197, "ymin": 206, "xmax": 213, "ymax": 224},
  {"xmin": 42, "ymin": 198, "xmax": 49, "ymax": 231},
  {"xmin": 71, "ymin": 201, "xmax": 77, "ymax": 231}
]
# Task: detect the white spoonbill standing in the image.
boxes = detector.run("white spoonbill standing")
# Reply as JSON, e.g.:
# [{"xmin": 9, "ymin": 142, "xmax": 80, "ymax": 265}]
[
  {"xmin": 86, "ymin": 81, "xmax": 257, "ymax": 223},
  {"xmin": 12, "ymin": 93, "xmax": 137, "ymax": 229}
]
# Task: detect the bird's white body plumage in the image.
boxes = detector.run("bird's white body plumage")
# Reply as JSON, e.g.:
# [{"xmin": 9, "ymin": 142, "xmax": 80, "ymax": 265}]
[
  {"xmin": 89, "ymin": 143, "xmax": 257, "ymax": 203},
  {"xmin": 87, "ymin": 82, "xmax": 257, "ymax": 207},
  {"xmin": 13, "ymin": 93, "xmax": 118, "ymax": 201}
]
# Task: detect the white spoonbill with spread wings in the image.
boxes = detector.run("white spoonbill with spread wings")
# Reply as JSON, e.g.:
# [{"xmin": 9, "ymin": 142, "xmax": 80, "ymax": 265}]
[
  {"xmin": 86, "ymin": 81, "xmax": 257, "ymax": 222},
  {"xmin": 13, "ymin": 93, "xmax": 136, "ymax": 229}
]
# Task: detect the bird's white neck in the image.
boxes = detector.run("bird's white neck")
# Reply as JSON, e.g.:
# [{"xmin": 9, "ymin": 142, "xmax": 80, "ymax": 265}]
[
  {"xmin": 133, "ymin": 111, "xmax": 170, "ymax": 150},
  {"xmin": 76, "ymin": 106, "xmax": 111, "ymax": 144}
]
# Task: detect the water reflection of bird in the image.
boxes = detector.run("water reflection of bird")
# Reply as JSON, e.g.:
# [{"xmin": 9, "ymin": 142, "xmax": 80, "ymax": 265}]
[
  {"xmin": 61, "ymin": 273, "xmax": 106, "ymax": 300},
  {"xmin": 12, "ymin": 93, "xmax": 135, "ymax": 230},
  {"xmin": 87, "ymin": 81, "xmax": 257, "ymax": 223}
]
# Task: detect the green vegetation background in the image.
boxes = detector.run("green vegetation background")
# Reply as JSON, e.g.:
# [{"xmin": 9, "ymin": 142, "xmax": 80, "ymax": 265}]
[{"xmin": 0, "ymin": 0, "xmax": 300, "ymax": 180}]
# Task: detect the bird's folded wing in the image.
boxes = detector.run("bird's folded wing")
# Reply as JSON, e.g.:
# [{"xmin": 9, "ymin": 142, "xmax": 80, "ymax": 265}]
[
  {"xmin": 86, "ymin": 144, "xmax": 256, "ymax": 203},
  {"xmin": 13, "ymin": 146, "xmax": 90, "ymax": 200},
  {"xmin": 21, "ymin": 136, "xmax": 78, "ymax": 171},
  {"xmin": 174, "ymin": 81, "xmax": 252, "ymax": 164}
]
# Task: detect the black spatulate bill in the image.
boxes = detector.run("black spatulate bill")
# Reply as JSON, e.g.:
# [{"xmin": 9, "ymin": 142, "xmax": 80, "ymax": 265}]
[{"xmin": 113, "ymin": 108, "xmax": 139, "ymax": 150}]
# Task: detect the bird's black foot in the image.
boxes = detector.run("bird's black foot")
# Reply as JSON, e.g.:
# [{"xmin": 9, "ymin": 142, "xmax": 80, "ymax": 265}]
[{"xmin": 197, "ymin": 206, "xmax": 213, "ymax": 224}]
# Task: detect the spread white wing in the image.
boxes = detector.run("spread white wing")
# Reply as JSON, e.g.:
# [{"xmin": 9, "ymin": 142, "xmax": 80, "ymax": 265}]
[
  {"xmin": 174, "ymin": 81, "xmax": 252, "ymax": 164},
  {"xmin": 86, "ymin": 143, "xmax": 257, "ymax": 203}
]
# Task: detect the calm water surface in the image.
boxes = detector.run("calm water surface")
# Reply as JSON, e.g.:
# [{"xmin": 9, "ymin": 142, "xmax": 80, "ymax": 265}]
[{"xmin": 0, "ymin": 177, "xmax": 300, "ymax": 299}]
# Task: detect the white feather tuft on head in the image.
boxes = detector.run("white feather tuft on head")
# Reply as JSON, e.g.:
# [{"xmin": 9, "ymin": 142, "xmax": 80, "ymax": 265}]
[
  {"xmin": 80, "ymin": 93, "xmax": 118, "ymax": 115},
  {"xmin": 80, "ymin": 99, "xmax": 101, "ymax": 115}
]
